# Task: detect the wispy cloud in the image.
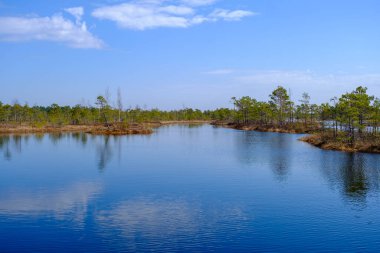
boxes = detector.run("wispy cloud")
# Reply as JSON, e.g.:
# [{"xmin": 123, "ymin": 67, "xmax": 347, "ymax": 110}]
[
  {"xmin": 209, "ymin": 9, "xmax": 255, "ymax": 21},
  {"xmin": 92, "ymin": 0, "xmax": 255, "ymax": 30},
  {"xmin": 0, "ymin": 7, "xmax": 103, "ymax": 49},
  {"xmin": 64, "ymin": 6, "xmax": 84, "ymax": 24},
  {"xmin": 236, "ymin": 70, "xmax": 380, "ymax": 87},
  {"xmin": 235, "ymin": 70, "xmax": 380, "ymax": 101},
  {"xmin": 201, "ymin": 69, "xmax": 380, "ymax": 104},
  {"xmin": 180, "ymin": 0, "xmax": 218, "ymax": 6}
]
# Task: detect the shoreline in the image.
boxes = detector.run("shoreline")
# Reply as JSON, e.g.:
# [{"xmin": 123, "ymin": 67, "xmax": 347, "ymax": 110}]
[
  {"xmin": 0, "ymin": 121, "xmax": 211, "ymax": 135},
  {"xmin": 0, "ymin": 124, "xmax": 153, "ymax": 135},
  {"xmin": 212, "ymin": 121, "xmax": 380, "ymax": 154},
  {"xmin": 299, "ymin": 134, "xmax": 380, "ymax": 154},
  {"xmin": 211, "ymin": 121, "xmax": 317, "ymax": 134}
]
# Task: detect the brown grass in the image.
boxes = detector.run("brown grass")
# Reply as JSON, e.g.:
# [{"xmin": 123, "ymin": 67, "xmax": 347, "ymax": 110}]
[
  {"xmin": 0, "ymin": 123, "xmax": 153, "ymax": 136},
  {"xmin": 0, "ymin": 121, "xmax": 211, "ymax": 136},
  {"xmin": 300, "ymin": 134, "xmax": 380, "ymax": 154}
]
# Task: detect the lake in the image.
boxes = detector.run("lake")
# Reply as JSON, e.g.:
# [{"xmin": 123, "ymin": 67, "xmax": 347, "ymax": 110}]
[{"xmin": 0, "ymin": 124, "xmax": 379, "ymax": 252}]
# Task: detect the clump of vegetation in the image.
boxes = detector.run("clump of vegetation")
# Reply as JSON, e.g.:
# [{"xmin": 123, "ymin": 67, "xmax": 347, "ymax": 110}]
[
  {"xmin": 86, "ymin": 122, "xmax": 153, "ymax": 135},
  {"xmin": 216, "ymin": 86, "xmax": 321, "ymax": 133},
  {"xmin": 227, "ymin": 86, "xmax": 380, "ymax": 153}
]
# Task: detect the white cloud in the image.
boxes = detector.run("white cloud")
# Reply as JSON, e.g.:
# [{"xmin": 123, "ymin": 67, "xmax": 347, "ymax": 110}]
[
  {"xmin": 92, "ymin": 1, "xmax": 254, "ymax": 30},
  {"xmin": 159, "ymin": 5, "xmax": 194, "ymax": 15},
  {"xmin": 209, "ymin": 9, "xmax": 256, "ymax": 21},
  {"xmin": 65, "ymin": 6, "xmax": 84, "ymax": 24},
  {"xmin": 180, "ymin": 0, "xmax": 217, "ymax": 6},
  {"xmin": 93, "ymin": 3, "xmax": 189, "ymax": 29},
  {"xmin": 0, "ymin": 8, "xmax": 103, "ymax": 49}
]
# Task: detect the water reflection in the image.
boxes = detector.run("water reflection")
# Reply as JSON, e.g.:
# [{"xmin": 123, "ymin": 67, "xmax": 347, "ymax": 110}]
[
  {"xmin": 187, "ymin": 123, "xmax": 204, "ymax": 128},
  {"xmin": 0, "ymin": 133, "xmax": 116, "ymax": 171},
  {"xmin": 0, "ymin": 182, "xmax": 102, "ymax": 224},
  {"xmin": 234, "ymin": 131, "xmax": 258, "ymax": 165},
  {"xmin": 0, "ymin": 135, "xmax": 26, "ymax": 160},
  {"xmin": 97, "ymin": 135, "xmax": 112, "ymax": 172},
  {"xmin": 49, "ymin": 132, "xmax": 64, "ymax": 145},
  {"xmin": 12, "ymin": 135, "xmax": 22, "ymax": 153},
  {"xmin": 268, "ymin": 134, "xmax": 292, "ymax": 181},
  {"xmin": 96, "ymin": 197, "xmax": 249, "ymax": 251},
  {"xmin": 233, "ymin": 129, "xmax": 380, "ymax": 203},
  {"xmin": 1, "ymin": 125, "xmax": 380, "ymax": 252},
  {"xmin": 0, "ymin": 135, "xmax": 12, "ymax": 160},
  {"xmin": 341, "ymin": 154, "xmax": 368, "ymax": 200},
  {"xmin": 319, "ymin": 152, "xmax": 380, "ymax": 205},
  {"xmin": 234, "ymin": 131, "xmax": 292, "ymax": 181},
  {"xmin": 71, "ymin": 132, "xmax": 88, "ymax": 147}
]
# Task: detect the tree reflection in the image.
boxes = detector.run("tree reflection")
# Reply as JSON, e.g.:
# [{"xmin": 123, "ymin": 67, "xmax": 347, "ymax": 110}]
[
  {"xmin": 0, "ymin": 135, "xmax": 11, "ymax": 160},
  {"xmin": 34, "ymin": 133, "xmax": 44, "ymax": 143},
  {"xmin": 234, "ymin": 131, "xmax": 258, "ymax": 165},
  {"xmin": 320, "ymin": 152, "xmax": 380, "ymax": 205},
  {"xmin": 71, "ymin": 132, "xmax": 88, "ymax": 147},
  {"xmin": 48, "ymin": 133, "xmax": 64, "ymax": 145},
  {"xmin": 341, "ymin": 154, "xmax": 367, "ymax": 200},
  {"xmin": 97, "ymin": 135, "xmax": 113, "ymax": 172},
  {"xmin": 234, "ymin": 131, "xmax": 291, "ymax": 181},
  {"xmin": 269, "ymin": 133, "xmax": 291, "ymax": 181},
  {"xmin": 187, "ymin": 123, "xmax": 204, "ymax": 128},
  {"xmin": 12, "ymin": 135, "xmax": 22, "ymax": 154},
  {"xmin": 0, "ymin": 133, "xmax": 121, "ymax": 172},
  {"xmin": 0, "ymin": 135, "xmax": 24, "ymax": 160}
]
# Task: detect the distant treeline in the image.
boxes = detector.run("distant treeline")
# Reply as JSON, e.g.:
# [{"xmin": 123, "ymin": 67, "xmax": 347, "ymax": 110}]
[
  {"xmin": 1, "ymin": 86, "xmax": 379, "ymax": 144},
  {"xmin": 0, "ymin": 101, "xmax": 212, "ymax": 126}
]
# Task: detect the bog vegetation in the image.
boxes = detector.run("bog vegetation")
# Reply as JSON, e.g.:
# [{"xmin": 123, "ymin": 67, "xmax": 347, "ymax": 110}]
[
  {"xmin": 226, "ymin": 86, "xmax": 380, "ymax": 151},
  {"xmin": 0, "ymin": 86, "xmax": 379, "ymax": 149}
]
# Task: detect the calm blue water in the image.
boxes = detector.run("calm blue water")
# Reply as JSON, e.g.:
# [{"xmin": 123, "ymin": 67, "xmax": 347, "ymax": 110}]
[{"xmin": 0, "ymin": 124, "xmax": 379, "ymax": 252}]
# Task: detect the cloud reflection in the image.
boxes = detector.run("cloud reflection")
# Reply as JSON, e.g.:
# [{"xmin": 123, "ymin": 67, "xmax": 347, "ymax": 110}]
[
  {"xmin": 96, "ymin": 197, "xmax": 249, "ymax": 250},
  {"xmin": 0, "ymin": 182, "xmax": 102, "ymax": 224}
]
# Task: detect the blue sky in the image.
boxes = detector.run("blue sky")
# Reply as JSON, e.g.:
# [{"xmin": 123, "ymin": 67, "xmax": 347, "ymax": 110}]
[{"xmin": 0, "ymin": 0, "xmax": 379, "ymax": 109}]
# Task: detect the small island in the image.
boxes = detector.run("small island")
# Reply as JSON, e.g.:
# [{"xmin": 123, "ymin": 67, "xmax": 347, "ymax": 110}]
[{"xmin": 212, "ymin": 86, "xmax": 380, "ymax": 154}]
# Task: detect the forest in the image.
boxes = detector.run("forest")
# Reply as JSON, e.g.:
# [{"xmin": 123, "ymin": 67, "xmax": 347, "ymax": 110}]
[{"xmin": 0, "ymin": 86, "xmax": 379, "ymax": 150}]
